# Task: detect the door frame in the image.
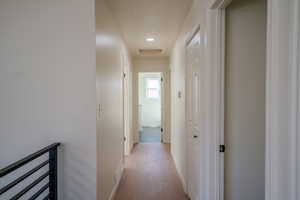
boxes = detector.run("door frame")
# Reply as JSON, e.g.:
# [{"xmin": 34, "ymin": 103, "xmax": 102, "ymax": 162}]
[
  {"xmin": 264, "ymin": 0, "xmax": 300, "ymax": 199},
  {"xmin": 135, "ymin": 71, "xmax": 169, "ymax": 143},
  {"xmin": 122, "ymin": 53, "xmax": 131, "ymax": 156},
  {"xmin": 208, "ymin": 0, "xmax": 300, "ymax": 200},
  {"xmin": 207, "ymin": 1, "xmax": 232, "ymax": 200},
  {"xmin": 160, "ymin": 73, "xmax": 165, "ymax": 143}
]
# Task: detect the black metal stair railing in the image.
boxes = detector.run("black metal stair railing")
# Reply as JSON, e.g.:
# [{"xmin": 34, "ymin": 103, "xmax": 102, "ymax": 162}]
[{"xmin": 0, "ymin": 143, "xmax": 60, "ymax": 200}]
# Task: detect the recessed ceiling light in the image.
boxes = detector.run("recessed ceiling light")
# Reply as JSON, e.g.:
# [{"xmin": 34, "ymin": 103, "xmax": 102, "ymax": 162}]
[{"xmin": 146, "ymin": 37, "xmax": 155, "ymax": 42}]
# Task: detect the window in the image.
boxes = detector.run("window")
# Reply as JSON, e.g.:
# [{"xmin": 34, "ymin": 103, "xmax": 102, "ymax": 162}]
[{"xmin": 146, "ymin": 79, "xmax": 160, "ymax": 99}]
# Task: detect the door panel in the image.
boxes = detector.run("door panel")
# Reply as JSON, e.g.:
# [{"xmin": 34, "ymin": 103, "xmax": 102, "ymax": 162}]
[
  {"xmin": 186, "ymin": 29, "xmax": 201, "ymax": 200},
  {"xmin": 123, "ymin": 55, "xmax": 130, "ymax": 156}
]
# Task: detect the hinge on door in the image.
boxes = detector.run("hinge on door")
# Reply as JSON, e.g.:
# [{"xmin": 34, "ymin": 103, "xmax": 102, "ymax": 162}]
[
  {"xmin": 124, "ymin": 137, "xmax": 126, "ymax": 141},
  {"xmin": 123, "ymin": 73, "xmax": 126, "ymax": 78},
  {"xmin": 161, "ymin": 128, "xmax": 163, "ymax": 132},
  {"xmin": 161, "ymin": 77, "xmax": 163, "ymax": 82},
  {"xmin": 219, "ymin": 145, "xmax": 226, "ymax": 153}
]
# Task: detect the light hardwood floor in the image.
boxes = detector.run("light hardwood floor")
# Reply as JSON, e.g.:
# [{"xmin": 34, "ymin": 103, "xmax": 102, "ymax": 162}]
[{"xmin": 114, "ymin": 143, "xmax": 188, "ymax": 200}]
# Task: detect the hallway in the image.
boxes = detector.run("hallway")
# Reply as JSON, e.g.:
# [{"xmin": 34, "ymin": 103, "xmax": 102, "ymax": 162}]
[
  {"xmin": 0, "ymin": 0, "xmax": 299, "ymax": 200},
  {"xmin": 114, "ymin": 143, "xmax": 188, "ymax": 200}
]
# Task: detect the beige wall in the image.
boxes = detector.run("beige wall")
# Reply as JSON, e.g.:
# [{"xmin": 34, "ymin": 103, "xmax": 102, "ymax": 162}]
[
  {"xmin": 96, "ymin": 0, "xmax": 132, "ymax": 199},
  {"xmin": 170, "ymin": 40, "xmax": 187, "ymax": 188},
  {"xmin": 133, "ymin": 58, "xmax": 171, "ymax": 143},
  {"xmin": 170, "ymin": 0, "xmax": 209, "ymax": 191},
  {"xmin": 0, "ymin": 0, "xmax": 97, "ymax": 199},
  {"xmin": 224, "ymin": 0, "xmax": 266, "ymax": 199}
]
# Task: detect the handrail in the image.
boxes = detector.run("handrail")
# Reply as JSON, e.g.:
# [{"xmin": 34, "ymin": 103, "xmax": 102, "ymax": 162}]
[
  {"xmin": 0, "ymin": 160, "xmax": 49, "ymax": 195},
  {"xmin": 0, "ymin": 143, "xmax": 60, "ymax": 200},
  {"xmin": 0, "ymin": 143, "xmax": 60, "ymax": 177}
]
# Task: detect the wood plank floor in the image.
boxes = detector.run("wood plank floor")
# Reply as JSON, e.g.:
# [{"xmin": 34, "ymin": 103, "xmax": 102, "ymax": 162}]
[{"xmin": 114, "ymin": 143, "xmax": 188, "ymax": 200}]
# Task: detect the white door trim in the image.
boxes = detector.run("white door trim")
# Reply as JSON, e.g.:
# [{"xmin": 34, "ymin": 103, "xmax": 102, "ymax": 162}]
[
  {"xmin": 134, "ymin": 71, "xmax": 169, "ymax": 143},
  {"xmin": 160, "ymin": 73, "xmax": 165, "ymax": 143},
  {"xmin": 207, "ymin": 1, "xmax": 231, "ymax": 200},
  {"xmin": 208, "ymin": 0, "xmax": 300, "ymax": 200},
  {"xmin": 265, "ymin": 0, "xmax": 300, "ymax": 200},
  {"xmin": 122, "ymin": 53, "xmax": 131, "ymax": 156},
  {"xmin": 211, "ymin": 0, "xmax": 232, "ymax": 9}
]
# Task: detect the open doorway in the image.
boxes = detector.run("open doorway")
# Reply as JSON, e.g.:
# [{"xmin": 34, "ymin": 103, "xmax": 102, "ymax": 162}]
[
  {"xmin": 138, "ymin": 72, "xmax": 163, "ymax": 143},
  {"xmin": 224, "ymin": 0, "xmax": 267, "ymax": 199}
]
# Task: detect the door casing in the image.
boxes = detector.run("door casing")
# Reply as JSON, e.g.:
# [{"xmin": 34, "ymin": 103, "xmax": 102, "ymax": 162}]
[
  {"xmin": 207, "ymin": 0, "xmax": 300, "ymax": 200},
  {"xmin": 122, "ymin": 53, "xmax": 131, "ymax": 156},
  {"xmin": 134, "ymin": 71, "xmax": 170, "ymax": 143}
]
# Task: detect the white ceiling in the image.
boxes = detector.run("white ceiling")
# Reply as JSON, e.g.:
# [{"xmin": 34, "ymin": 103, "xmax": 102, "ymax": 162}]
[{"xmin": 105, "ymin": 0, "xmax": 193, "ymax": 58}]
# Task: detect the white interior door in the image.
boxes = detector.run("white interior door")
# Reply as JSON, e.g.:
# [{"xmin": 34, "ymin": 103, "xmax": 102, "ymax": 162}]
[
  {"xmin": 186, "ymin": 29, "xmax": 201, "ymax": 200},
  {"xmin": 123, "ymin": 56, "xmax": 130, "ymax": 156},
  {"xmin": 160, "ymin": 73, "xmax": 164, "ymax": 142}
]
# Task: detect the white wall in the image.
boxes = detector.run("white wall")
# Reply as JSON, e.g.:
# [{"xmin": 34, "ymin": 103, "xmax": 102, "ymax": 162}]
[
  {"xmin": 224, "ymin": 0, "xmax": 266, "ymax": 199},
  {"xmin": 0, "ymin": 0, "xmax": 97, "ymax": 199},
  {"xmin": 170, "ymin": 40, "xmax": 187, "ymax": 190},
  {"xmin": 133, "ymin": 58, "xmax": 171, "ymax": 143},
  {"xmin": 139, "ymin": 73, "xmax": 161, "ymax": 128},
  {"xmin": 170, "ymin": 0, "xmax": 209, "ymax": 193},
  {"xmin": 96, "ymin": 0, "xmax": 132, "ymax": 199}
]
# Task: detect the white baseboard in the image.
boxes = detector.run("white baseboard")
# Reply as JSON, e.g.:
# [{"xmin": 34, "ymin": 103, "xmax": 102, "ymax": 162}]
[
  {"xmin": 176, "ymin": 163, "xmax": 187, "ymax": 193},
  {"xmin": 171, "ymin": 151, "xmax": 187, "ymax": 193},
  {"xmin": 108, "ymin": 164, "xmax": 124, "ymax": 200}
]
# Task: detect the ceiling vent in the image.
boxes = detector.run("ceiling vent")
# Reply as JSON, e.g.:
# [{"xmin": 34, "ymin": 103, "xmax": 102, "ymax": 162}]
[{"xmin": 138, "ymin": 49, "xmax": 163, "ymax": 56}]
